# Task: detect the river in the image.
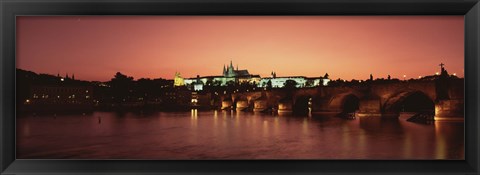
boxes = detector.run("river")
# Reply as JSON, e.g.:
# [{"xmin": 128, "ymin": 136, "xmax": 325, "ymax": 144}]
[{"xmin": 16, "ymin": 110, "xmax": 464, "ymax": 159}]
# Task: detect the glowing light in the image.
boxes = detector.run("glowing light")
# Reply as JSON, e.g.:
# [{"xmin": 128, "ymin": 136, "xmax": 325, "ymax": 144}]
[
  {"xmin": 453, "ymin": 73, "xmax": 457, "ymax": 76},
  {"xmin": 25, "ymin": 99, "xmax": 30, "ymax": 103},
  {"xmin": 418, "ymin": 76, "xmax": 422, "ymax": 78},
  {"xmin": 60, "ymin": 78, "xmax": 64, "ymax": 81},
  {"xmin": 435, "ymin": 72, "xmax": 440, "ymax": 75}
]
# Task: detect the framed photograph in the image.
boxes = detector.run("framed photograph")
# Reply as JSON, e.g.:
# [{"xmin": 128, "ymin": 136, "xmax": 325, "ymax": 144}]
[{"xmin": 1, "ymin": 0, "xmax": 479, "ymax": 174}]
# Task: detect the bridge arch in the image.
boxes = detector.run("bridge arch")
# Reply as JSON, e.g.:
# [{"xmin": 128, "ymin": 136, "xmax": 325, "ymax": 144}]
[
  {"xmin": 293, "ymin": 96, "xmax": 312, "ymax": 115},
  {"xmin": 342, "ymin": 94, "xmax": 360, "ymax": 113},
  {"xmin": 383, "ymin": 90, "xmax": 435, "ymax": 113},
  {"xmin": 328, "ymin": 92, "xmax": 361, "ymax": 113}
]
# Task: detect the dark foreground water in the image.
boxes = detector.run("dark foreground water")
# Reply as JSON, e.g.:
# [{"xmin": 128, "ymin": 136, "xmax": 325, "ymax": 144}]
[{"xmin": 17, "ymin": 110, "xmax": 464, "ymax": 159}]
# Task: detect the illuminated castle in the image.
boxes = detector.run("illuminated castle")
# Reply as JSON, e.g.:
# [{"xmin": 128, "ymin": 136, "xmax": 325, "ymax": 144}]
[
  {"xmin": 174, "ymin": 61, "xmax": 260, "ymax": 90},
  {"xmin": 173, "ymin": 60, "xmax": 329, "ymax": 91}
]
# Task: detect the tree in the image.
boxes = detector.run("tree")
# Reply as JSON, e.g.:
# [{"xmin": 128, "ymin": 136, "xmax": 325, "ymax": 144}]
[
  {"xmin": 284, "ymin": 80, "xmax": 297, "ymax": 89},
  {"xmin": 206, "ymin": 79, "xmax": 213, "ymax": 86},
  {"xmin": 109, "ymin": 72, "xmax": 134, "ymax": 102},
  {"xmin": 305, "ymin": 79, "xmax": 314, "ymax": 87},
  {"xmin": 266, "ymin": 80, "xmax": 273, "ymax": 90},
  {"xmin": 112, "ymin": 72, "xmax": 133, "ymax": 82}
]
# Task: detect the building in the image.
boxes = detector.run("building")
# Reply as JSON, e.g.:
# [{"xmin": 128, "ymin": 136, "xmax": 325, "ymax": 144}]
[
  {"xmin": 257, "ymin": 71, "xmax": 330, "ymax": 88},
  {"xmin": 23, "ymin": 85, "xmax": 95, "ymax": 111},
  {"xmin": 257, "ymin": 76, "xmax": 329, "ymax": 88},
  {"xmin": 175, "ymin": 61, "xmax": 261, "ymax": 89},
  {"xmin": 173, "ymin": 60, "xmax": 330, "ymax": 90},
  {"xmin": 192, "ymin": 75, "xmax": 204, "ymax": 91},
  {"xmin": 173, "ymin": 72, "xmax": 185, "ymax": 86},
  {"xmin": 161, "ymin": 87, "xmax": 192, "ymax": 108}
]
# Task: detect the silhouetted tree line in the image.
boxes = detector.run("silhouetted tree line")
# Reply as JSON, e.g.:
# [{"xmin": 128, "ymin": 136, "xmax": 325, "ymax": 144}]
[{"xmin": 96, "ymin": 72, "xmax": 173, "ymax": 104}]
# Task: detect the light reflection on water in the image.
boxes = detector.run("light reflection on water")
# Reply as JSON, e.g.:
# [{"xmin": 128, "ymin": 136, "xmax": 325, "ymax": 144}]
[{"xmin": 17, "ymin": 111, "xmax": 464, "ymax": 160}]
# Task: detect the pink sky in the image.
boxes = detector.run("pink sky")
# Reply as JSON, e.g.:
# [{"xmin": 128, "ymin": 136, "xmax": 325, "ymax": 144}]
[{"xmin": 16, "ymin": 16, "xmax": 464, "ymax": 82}]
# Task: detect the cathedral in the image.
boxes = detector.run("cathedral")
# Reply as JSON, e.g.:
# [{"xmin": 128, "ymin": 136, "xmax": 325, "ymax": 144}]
[{"xmin": 223, "ymin": 61, "xmax": 250, "ymax": 78}]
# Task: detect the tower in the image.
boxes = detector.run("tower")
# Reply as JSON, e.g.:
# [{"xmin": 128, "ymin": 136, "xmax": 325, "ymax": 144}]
[
  {"xmin": 271, "ymin": 71, "xmax": 276, "ymax": 78},
  {"xmin": 223, "ymin": 64, "xmax": 226, "ymax": 76},
  {"xmin": 174, "ymin": 72, "xmax": 185, "ymax": 86},
  {"xmin": 226, "ymin": 60, "xmax": 235, "ymax": 77}
]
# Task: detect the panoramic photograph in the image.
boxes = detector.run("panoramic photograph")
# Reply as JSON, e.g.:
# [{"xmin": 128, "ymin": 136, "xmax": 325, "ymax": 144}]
[{"xmin": 16, "ymin": 16, "xmax": 464, "ymax": 159}]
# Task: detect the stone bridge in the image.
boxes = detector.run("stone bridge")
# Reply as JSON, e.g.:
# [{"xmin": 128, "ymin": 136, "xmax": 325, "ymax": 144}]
[{"xmin": 220, "ymin": 79, "xmax": 464, "ymax": 121}]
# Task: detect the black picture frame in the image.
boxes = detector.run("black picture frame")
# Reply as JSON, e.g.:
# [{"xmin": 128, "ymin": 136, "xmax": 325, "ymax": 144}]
[{"xmin": 1, "ymin": 0, "xmax": 479, "ymax": 174}]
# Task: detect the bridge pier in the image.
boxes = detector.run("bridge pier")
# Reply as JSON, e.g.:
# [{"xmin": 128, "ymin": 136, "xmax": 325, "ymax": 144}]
[
  {"xmin": 253, "ymin": 99, "xmax": 268, "ymax": 112},
  {"xmin": 435, "ymin": 100, "xmax": 464, "ymax": 121},
  {"xmin": 356, "ymin": 99, "xmax": 382, "ymax": 117},
  {"xmin": 236, "ymin": 100, "xmax": 249, "ymax": 111},
  {"xmin": 278, "ymin": 101, "xmax": 293, "ymax": 114},
  {"xmin": 221, "ymin": 100, "xmax": 233, "ymax": 110}
]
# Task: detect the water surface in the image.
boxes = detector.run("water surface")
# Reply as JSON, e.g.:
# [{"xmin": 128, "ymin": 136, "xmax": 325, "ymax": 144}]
[{"xmin": 17, "ymin": 110, "xmax": 464, "ymax": 159}]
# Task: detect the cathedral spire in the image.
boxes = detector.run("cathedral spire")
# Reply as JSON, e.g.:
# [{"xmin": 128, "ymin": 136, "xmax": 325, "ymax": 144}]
[
  {"xmin": 223, "ymin": 64, "xmax": 226, "ymax": 74},
  {"xmin": 230, "ymin": 60, "xmax": 233, "ymax": 69}
]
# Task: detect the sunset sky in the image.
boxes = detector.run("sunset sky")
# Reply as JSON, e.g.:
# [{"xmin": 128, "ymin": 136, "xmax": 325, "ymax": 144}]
[{"xmin": 17, "ymin": 16, "xmax": 464, "ymax": 82}]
